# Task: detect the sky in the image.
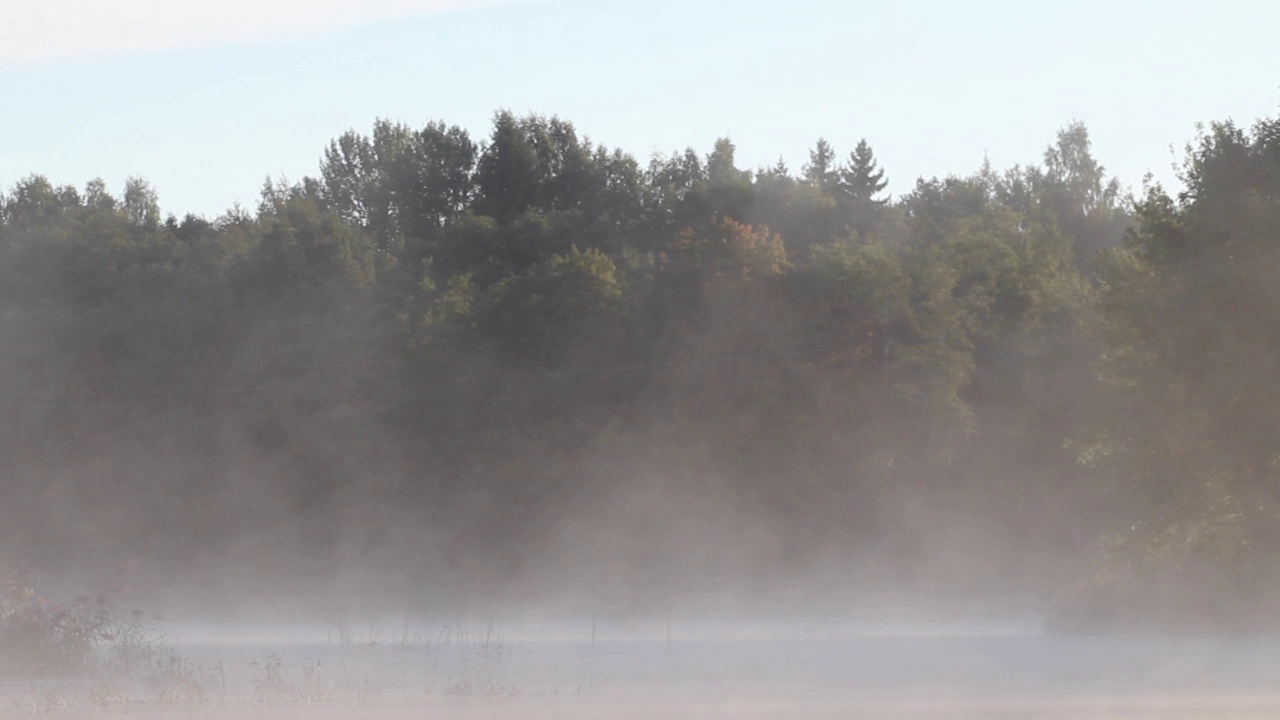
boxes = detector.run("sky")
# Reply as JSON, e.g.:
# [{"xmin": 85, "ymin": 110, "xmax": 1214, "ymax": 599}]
[{"xmin": 1, "ymin": 0, "xmax": 1278, "ymax": 218}]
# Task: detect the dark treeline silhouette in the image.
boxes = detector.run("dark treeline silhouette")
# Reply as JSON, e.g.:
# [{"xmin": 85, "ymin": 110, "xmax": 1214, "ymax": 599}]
[{"xmin": 2, "ymin": 108, "xmax": 1277, "ymax": 628}]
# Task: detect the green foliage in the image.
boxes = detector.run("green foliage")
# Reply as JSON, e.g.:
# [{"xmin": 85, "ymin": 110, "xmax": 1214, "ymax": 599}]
[
  {"xmin": 245, "ymin": 188, "xmax": 377, "ymax": 295},
  {"xmin": 670, "ymin": 215, "xmax": 789, "ymax": 281},
  {"xmin": 840, "ymin": 139, "xmax": 889, "ymax": 205},
  {"xmin": 1071, "ymin": 113, "xmax": 1280, "ymax": 626},
  {"xmin": 479, "ymin": 246, "xmax": 623, "ymax": 366},
  {"xmin": 20, "ymin": 106, "xmax": 1280, "ymax": 628},
  {"xmin": 803, "ymin": 137, "xmax": 839, "ymax": 190}
]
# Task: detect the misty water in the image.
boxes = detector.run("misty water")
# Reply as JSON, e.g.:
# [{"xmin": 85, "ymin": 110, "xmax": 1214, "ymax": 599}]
[{"xmin": 9, "ymin": 613, "xmax": 1280, "ymax": 718}]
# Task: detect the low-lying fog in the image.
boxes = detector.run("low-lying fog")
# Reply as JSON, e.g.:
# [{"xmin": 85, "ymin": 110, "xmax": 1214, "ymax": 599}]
[
  {"xmin": 5, "ymin": 607, "xmax": 1280, "ymax": 718},
  {"xmin": 8, "ymin": 59, "xmax": 1280, "ymax": 720}
]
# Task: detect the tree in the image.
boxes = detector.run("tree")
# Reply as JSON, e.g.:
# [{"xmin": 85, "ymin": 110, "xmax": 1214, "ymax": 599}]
[
  {"xmin": 646, "ymin": 147, "xmax": 709, "ymax": 235},
  {"xmin": 669, "ymin": 215, "xmax": 789, "ymax": 284},
  {"xmin": 319, "ymin": 119, "xmax": 415, "ymax": 254},
  {"xmin": 26, "ymin": 104, "xmax": 1280, "ymax": 622},
  {"xmin": 122, "ymin": 177, "xmax": 161, "ymax": 230},
  {"xmin": 401, "ymin": 121, "xmax": 477, "ymax": 235},
  {"xmin": 1081, "ymin": 113, "xmax": 1280, "ymax": 626},
  {"xmin": 238, "ymin": 190, "xmax": 376, "ymax": 299},
  {"xmin": 693, "ymin": 137, "xmax": 754, "ymax": 222},
  {"xmin": 839, "ymin": 139, "xmax": 889, "ymax": 236},
  {"xmin": 839, "ymin": 139, "xmax": 888, "ymax": 205},
  {"xmin": 478, "ymin": 245, "xmax": 623, "ymax": 367},
  {"xmin": 474, "ymin": 111, "xmax": 541, "ymax": 223},
  {"xmin": 1043, "ymin": 121, "xmax": 1118, "ymax": 217},
  {"xmin": 802, "ymin": 137, "xmax": 839, "ymax": 190},
  {"xmin": 1038, "ymin": 121, "xmax": 1127, "ymax": 270}
]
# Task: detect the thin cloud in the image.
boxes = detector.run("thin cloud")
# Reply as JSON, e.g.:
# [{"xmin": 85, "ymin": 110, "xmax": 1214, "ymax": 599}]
[{"xmin": 0, "ymin": 0, "xmax": 536, "ymax": 71}]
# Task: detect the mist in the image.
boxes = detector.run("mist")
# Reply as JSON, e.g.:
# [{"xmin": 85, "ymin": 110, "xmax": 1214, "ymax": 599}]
[{"xmin": 5, "ymin": 107, "xmax": 1280, "ymax": 716}]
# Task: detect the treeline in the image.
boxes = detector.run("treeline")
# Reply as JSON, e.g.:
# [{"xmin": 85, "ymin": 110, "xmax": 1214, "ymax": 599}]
[{"xmin": 1, "ymin": 108, "xmax": 1277, "ymax": 626}]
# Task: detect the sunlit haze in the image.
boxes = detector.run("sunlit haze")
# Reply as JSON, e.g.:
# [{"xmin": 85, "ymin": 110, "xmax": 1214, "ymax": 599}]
[{"xmin": 6, "ymin": 1, "xmax": 1280, "ymax": 718}]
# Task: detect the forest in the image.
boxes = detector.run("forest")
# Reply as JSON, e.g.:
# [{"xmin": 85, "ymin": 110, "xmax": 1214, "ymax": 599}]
[{"xmin": 2, "ymin": 108, "xmax": 1279, "ymax": 630}]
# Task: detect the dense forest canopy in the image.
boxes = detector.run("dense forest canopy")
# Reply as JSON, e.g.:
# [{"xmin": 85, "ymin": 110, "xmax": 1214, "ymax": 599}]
[{"xmin": 3, "ymin": 107, "xmax": 1279, "ymax": 628}]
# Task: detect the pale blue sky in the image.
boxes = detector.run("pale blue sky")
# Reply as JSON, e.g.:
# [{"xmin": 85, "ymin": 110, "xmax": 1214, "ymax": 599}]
[{"xmin": 2, "ymin": 0, "xmax": 1277, "ymax": 218}]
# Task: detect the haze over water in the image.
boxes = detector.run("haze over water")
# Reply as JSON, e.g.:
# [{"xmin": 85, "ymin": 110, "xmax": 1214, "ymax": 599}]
[{"xmin": 6, "ymin": 1, "xmax": 1280, "ymax": 718}]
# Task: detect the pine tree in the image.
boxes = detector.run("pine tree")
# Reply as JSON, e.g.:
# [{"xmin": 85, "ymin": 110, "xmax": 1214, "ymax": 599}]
[
  {"xmin": 839, "ymin": 139, "xmax": 888, "ymax": 205},
  {"xmin": 803, "ymin": 138, "xmax": 839, "ymax": 189}
]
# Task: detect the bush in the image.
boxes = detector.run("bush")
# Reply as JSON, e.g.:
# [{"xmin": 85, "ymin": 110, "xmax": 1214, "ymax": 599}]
[{"xmin": 0, "ymin": 569, "xmax": 161, "ymax": 679}]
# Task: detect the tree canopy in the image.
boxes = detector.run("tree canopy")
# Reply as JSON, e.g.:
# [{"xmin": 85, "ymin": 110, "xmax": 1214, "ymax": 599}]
[{"xmin": 2, "ymin": 107, "xmax": 1276, "ymax": 626}]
